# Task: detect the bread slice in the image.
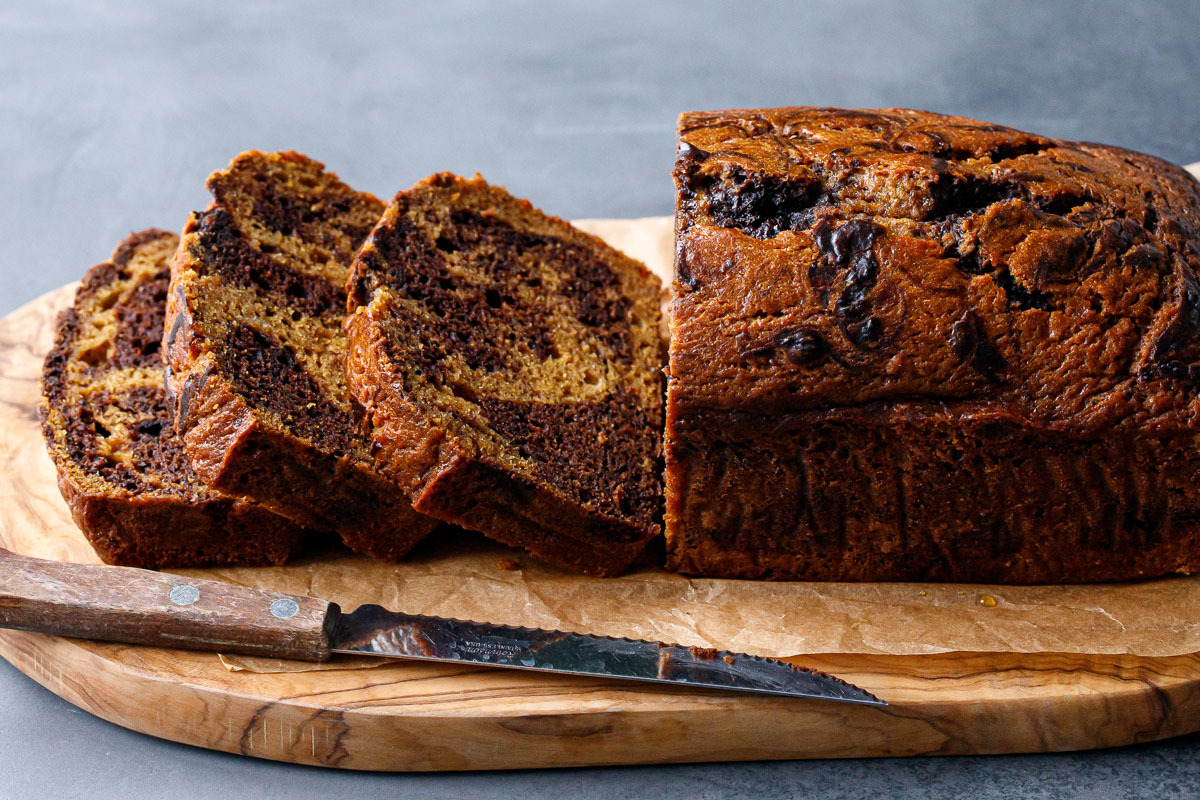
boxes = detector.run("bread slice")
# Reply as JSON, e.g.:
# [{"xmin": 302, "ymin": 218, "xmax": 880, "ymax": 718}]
[
  {"xmin": 41, "ymin": 230, "xmax": 304, "ymax": 568},
  {"xmin": 344, "ymin": 173, "xmax": 665, "ymax": 576},
  {"xmin": 163, "ymin": 152, "xmax": 438, "ymax": 560}
]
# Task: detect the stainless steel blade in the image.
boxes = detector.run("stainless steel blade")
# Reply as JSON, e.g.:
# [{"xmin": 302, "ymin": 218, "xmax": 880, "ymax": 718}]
[{"xmin": 333, "ymin": 604, "xmax": 884, "ymax": 706}]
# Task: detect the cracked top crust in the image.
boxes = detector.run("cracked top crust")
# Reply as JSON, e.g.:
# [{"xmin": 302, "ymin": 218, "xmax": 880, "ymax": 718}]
[{"xmin": 671, "ymin": 107, "xmax": 1200, "ymax": 436}]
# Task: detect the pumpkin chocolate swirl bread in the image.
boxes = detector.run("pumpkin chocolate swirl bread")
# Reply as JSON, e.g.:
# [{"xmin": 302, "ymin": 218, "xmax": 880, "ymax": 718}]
[
  {"xmin": 164, "ymin": 152, "xmax": 438, "ymax": 560},
  {"xmin": 345, "ymin": 174, "xmax": 665, "ymax": 576},
  {"xmin": 41, "ymin": 230, "xmax": 303, "ymax": 567},
  {"xmin": 666, "ymin": 106, "xmax": 1200, "ymax": 583}
]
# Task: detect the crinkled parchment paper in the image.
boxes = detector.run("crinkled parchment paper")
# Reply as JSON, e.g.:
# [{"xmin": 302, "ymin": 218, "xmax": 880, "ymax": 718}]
[{"xmin": 7, "ymin": 201, "xmax": 1200, "ymax": 675}]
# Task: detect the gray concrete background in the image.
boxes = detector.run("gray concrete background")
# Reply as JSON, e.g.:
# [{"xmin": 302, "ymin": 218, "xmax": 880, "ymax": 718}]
[{"xmin": 2, "ymin": 1, "xmax": 1198, "ymax": 797}]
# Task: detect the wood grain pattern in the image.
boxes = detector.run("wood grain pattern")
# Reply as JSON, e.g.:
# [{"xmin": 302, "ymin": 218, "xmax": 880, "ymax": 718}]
[
  {"xmin": 0, "ymin": 547, "xmax": 337, "ymax": 661},
  {"xmin": 3, "ymin": 283, "xmax": 1200, "ymax": 770}
]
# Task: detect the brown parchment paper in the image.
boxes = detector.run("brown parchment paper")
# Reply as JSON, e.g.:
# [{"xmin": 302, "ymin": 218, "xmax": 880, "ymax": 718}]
[{"xmin": 5, "ymin": 197, "xmax": 1200, "ymax": 675}]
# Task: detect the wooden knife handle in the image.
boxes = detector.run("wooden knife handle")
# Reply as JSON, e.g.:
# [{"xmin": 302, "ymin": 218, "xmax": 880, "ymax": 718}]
[{"xmin": 0, "ymin": 547, "xmax": 340, "ymax": 661}]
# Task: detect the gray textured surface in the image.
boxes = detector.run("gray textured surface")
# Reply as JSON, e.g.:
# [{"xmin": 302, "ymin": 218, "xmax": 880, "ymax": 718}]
[{"xmin": 2, "ymin": 0, "xmax": 1199, "ymax": 797}]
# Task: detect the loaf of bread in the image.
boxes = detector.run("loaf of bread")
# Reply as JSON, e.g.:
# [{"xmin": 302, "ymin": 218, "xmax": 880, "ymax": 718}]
[
  {"xmin": 41, "ymin": 230, "xmax": 304, "ymax": 567},
  {"xmin": 666, "ymin": 106, "xmax": 1200, "ymax": 583},
  {"xmin": 345, "ymin": 173, "xmax": 665, "ymax": 575},
  {"xmin": 163, "ymin": 151, "xmax": 438, "ymax": 560}
]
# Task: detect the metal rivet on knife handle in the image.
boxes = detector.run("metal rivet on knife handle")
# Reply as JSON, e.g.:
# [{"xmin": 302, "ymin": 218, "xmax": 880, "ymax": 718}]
[
  {"xmin": 169, "ymin": 585, "xmax": 200, "ymax": 606},
  {"xmin": 269, "ymin": 598, "xmax": 300, "ymax": 619}
]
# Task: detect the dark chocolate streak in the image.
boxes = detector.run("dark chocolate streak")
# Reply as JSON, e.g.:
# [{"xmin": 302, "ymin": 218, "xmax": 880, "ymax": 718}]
[
  {"xmin": 111, "ymin": 276, "xmax": 168, "ymax": 367},
  {"xmin": 369, "ymin": 207, "xmax": 634, "ymax": 370},
  {"xmin": 698, "ymin": 164, "xmax": 821, "ymax": 240},
  {"xmin": 219, "ymin": 324, "xmax": 356, "ymax": 452},
  {"xmin": 927, "ymin": 174, "xmax": 1018, "ymax": 221},
  {"xmin": 117, "ymin": 387, "xmax": 197, "ymax": 483},
  {"xmin": 76, "ymin": 263, "xmax": 121, "ymax": 298},
  {"xmin": 995, "ymin": 270, "xmax": 1054, "ymax": 312},
  {"xmin": 59, "ymin": 385, "xmax": 200, "ymax": 493},
  {"xmin": 235, "ymin": 175, "xmax": 377, "ymax": 260},
  {"xmin": 40, "ymin": 307, "xmax": 78, "ymax": 413},
  {"xmin": 476, "ymin": 394, "xmax": 661, "ymax": 527},
  {"xmin": 192, "ymin": 207, "xmax": 342, "ymax": 316},
  {"xmin": 42, "ymin": 254, "xmax": 207, "ymax": 493},
  {"xmin": 248, "ymin": 178, "xmax": 322, "ymax": 236},
  {"xmin": 674, "ymin": 111, "xmax": 1090, "ymax": 243},
  {"xmin": 810, "ymin": 218, "xmax": 887, "ymax": 351}
]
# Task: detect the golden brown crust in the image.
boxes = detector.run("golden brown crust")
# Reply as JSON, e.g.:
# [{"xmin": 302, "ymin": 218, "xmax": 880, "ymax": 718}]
[
  {"xmin": 164, "ymin": 152, "xmax": 438, "ymax": 560},
  {"xmin": 53, "ymin": 467, "xmax": 300, "ymax": 568},
  {"xmin": 666, "ymin": 107, "xmax": 1200, "ymax": 583},
  {"xmin": 344, "ymin": 173, "xmax": 664, "ymax": 576},
  {"xmin": 41, "ymin": 230, "xmax": 303, "ymax": 568}
]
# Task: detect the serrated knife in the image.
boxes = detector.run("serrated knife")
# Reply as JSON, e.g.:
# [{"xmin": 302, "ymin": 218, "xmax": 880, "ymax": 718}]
[{"xmin": 0, "ymin": 547, "xmax": 882, "ymax": 706}]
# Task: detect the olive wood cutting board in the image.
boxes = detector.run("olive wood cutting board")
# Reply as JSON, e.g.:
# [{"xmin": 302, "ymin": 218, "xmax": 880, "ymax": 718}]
[{"xmin": 6, "ymin": 207, "xmax": 1200, "ymax": 770}]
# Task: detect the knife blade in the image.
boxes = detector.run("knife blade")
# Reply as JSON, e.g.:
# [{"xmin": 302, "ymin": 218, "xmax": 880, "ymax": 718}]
[
  {"xmin": 0, "ymin": 547, "xmax": 883, "ymax": 705},
  {"xmin": 333, "ymin": 604, "xmax": 882, "ymax": 704}
]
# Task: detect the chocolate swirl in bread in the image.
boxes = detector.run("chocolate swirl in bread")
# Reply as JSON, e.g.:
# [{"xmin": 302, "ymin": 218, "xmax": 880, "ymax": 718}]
[
  {"xmin": 41, "ymin": 230, "xmax": 304, "ymax": 567},
  {"xmin": 345, "ymin": 173, "xmax": 664, "ymax": 576},
  {"xmin": 666, "ymin": 106, "xmax": 1200, "ymax": 583},
  {"xmin": 164, "ymin": 152, "xmax": 438, "ymax": 560}
]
